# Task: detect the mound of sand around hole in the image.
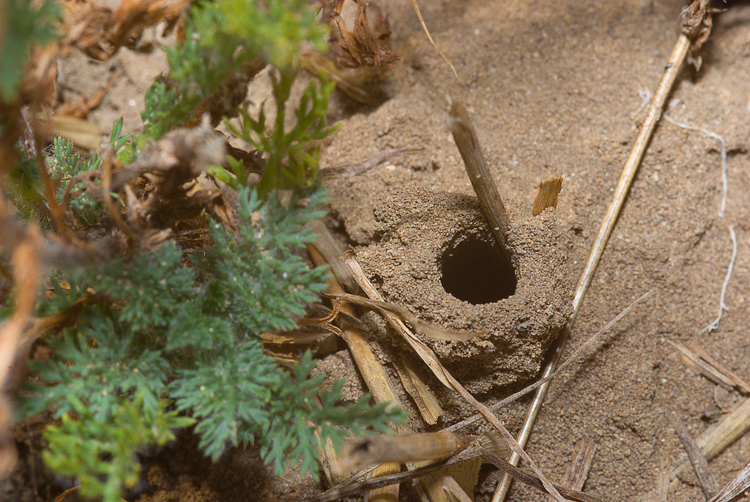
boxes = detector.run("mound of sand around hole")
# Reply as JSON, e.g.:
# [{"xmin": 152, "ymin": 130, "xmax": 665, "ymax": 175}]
[{"xmin": 351, "ymin": 185, "xmax": 572, "ymax": 393}]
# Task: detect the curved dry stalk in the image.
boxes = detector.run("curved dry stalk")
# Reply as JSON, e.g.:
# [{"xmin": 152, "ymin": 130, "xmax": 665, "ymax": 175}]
[
  {"xmin": 323, "ymin": 290, "xmax": 486, "ymax": 342},
  {"xmin": 409, "ymin": 0, "xmax": 459, "ymax": 82},
  {"xmin": 101, "ymin": 149, "xmax": 140, "ymax": 242}
]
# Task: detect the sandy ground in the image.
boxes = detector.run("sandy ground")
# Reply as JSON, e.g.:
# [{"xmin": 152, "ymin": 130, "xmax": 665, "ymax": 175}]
[{"xmin": 8, "ymin": 1, "xmax": 750, "ymax": 501}]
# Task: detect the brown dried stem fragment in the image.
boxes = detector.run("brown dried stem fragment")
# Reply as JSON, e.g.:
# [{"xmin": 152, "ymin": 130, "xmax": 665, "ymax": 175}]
[
  {"xmin": 671, "ymin": 397, "xmax": 750, "ymax": 490},
  {"xmin": 561, "ymin": 438, "xmax": 597, "ymax": 493},
  {"xmin": 670, "ymin": 341, "xmax": 750, "ymax": 394},
  {"xmin": 334, "ymin": 431, "xmax": 474, "ymax": 474},
  {"xmin": 308, "ymin": 445, "xmax": 604, "ymax": 502},
  {"xmin": 672, "ymin": 419, "xmax": 718, "ymax": 500},
  {"xmin": 447, "ymin": 99, "xmax": 511, "ymax": 262},
  {"xmin": 708, "ymin": 460, "xmax": 750, "ymax": 502},
  {"xmin": 532, "ymin": 176, "xmax": 563, "ymax": 217},
  {"xmin": 306, "ymin": 236, "xmax": 405, "ymax": 501},
  {"xmin": 324, "ymin": 290, "xmax": 486, "ymax": 342}
]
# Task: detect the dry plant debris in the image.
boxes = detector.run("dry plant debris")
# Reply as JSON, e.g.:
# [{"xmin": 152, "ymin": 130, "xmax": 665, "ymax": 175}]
[
  {"xmin": 61, "ymin": 0, "xmax": 188, "ymax": 61},
  {"xmin": 707, "ymin": 460, "xmax": 750, "ymax": 502},
  {"xmin": 532, "ymin": 176, "xmax": 563, "ymax": 217},
  {"xmin": 324, "ymin": 0, "xmax": 398, "ymax": 68},
  {"xmin": 673, "ymin": 419, "xmax": 719, "ymax": 500}
]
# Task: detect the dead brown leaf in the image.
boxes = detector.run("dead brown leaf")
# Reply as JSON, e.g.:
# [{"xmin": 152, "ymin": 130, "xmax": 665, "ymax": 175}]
[
  {"xmin": 62, "ymin": 0, "xmax": 189, "ymax": 61},
  {"xmin": 325, "ymin": 0, "xmax": 398, "ymax": 68}
]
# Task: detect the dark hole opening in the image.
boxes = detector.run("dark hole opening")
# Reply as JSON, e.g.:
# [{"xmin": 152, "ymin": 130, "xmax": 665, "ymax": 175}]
[{"xmin": 440, "ymin": 236, "xmax": 516, "ymax": 305}]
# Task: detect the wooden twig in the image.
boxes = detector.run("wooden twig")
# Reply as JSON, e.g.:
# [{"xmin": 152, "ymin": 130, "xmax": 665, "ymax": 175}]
[
  {"xmin": 324, "ymin": 290, "xmax": 485, "ymax": 342},
  {"xmin": 394, "ymin": 355, "xmax": 443, "ymax": 425},
  {"xmin": 672, "ymin": 419, "xmax": 718, "ymax": 499},
  {"xmin": 492, "ymin": 23, "xmax": 693, "ymax": 502},
  {"xmin": 532, "ymin": 177, "xmax": 563, "ymax": 217},
  {"xmin": 446, "ymin": 99, "xmax": 511, "ymax": 262}
]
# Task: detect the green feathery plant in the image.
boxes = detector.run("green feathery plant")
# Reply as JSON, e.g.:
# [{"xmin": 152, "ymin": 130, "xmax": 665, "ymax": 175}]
[{"xmin": 8, "ymin": 1, "xmax": 406, "ymax": 500}]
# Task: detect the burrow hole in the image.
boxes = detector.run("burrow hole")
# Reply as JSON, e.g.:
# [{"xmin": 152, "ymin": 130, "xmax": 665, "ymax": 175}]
[{"xmin": 440, "ymin": 235, "xmax": 517, "ymax": 305}]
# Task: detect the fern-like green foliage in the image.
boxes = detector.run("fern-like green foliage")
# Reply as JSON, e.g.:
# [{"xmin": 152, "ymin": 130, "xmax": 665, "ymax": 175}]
[
  {"xmin": 5, "ymin": 117, "xmax": 131, "ymax": 227},
  {"xmin": 20, "ymin": 185, "xmax": 407, "ymax": 501},
  {"xmin": 140, "ymin": 0, "xmax": 336, "ymax": 195},
  {"xmin": 42, "ymin": 396, "xmax": 193, "ymax": 502},
  {"xmin": 12, "ymin": 1, "xmax": 407, "ymax": 500}
]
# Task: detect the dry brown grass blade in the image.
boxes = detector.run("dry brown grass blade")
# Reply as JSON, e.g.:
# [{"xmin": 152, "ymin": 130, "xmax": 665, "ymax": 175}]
[
  {"xmin": 307, "ymin": 445, "xmax": 603, "ymax": 502},
  {"xmin": 334, "ymin": 431, "xmax": 474, "ymax": 474},
  {"xmin": 707, "ymin": 460, "xmax": 750, "ymax": 502},
  {"xmin": 532, "ymin": 177, "xmax": 563, "ymax": 217},
  {"xmin": 408, "ymin": 0, "xmax": 458, "ymax": 82},
  {"xmin": 394, "ymin": 355, "xmax": 443, "ymax": 425},
  {"xmin": 343, "ymin": 253, "xmax": 567, "ymax": 502},
  {"xmin": 324, "ymin": 290, "xmax": 486, "ymax": 342},
  {"xmin": 307, "ymin": 239, "xmax": 405, "ymax": 502},
  {"xmin": 672, "ymin": 419, "xmax": 718, "ymax": 499},
  {"xmin": 562, "ymin": 438, "xmax": 597, "ymax": 492},
  {"xmin": 670, "ymin": 341, "xmax": 750, "ymax": 394}
]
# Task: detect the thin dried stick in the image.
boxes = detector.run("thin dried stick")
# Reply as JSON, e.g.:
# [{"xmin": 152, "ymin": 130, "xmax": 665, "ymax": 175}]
[
  {"xmin": 670, "ymin": 341, "xmax": 750, "ymax": 394},
  {"xmin": 672, "ymin": 419, "xmax": 718, "ymax": 499},
  {"xmin": 343, "ymin": 254, "xmax": 566, "ymax": 502},
  {"xmin": 446, "ymin": 99, "xmax": 511, "ymax": 262},
  {"xmin": 409, "ymin": 0, "xmax": 459, "ymax": 82},
  {"xmin": 394, "ymin": 355, "xmax": 444, "ymax": 425},
  {"xmin": 491, "ymin": 27, "xmax": 692, "ymax": 502}
]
